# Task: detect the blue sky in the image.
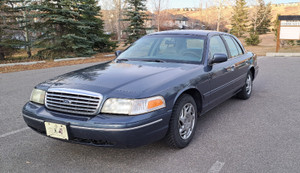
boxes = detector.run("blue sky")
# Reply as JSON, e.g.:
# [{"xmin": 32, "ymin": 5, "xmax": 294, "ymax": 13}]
[{"xmin": 155, "ymin": 0, "xmax": 300, "ymax": 9}]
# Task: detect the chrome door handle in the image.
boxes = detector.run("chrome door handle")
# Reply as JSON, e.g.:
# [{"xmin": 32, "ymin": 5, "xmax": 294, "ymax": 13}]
[
  {"xmin": 231, "ymin": 65, "xmax": 235, "ymax": 71},
  {"xmin": 225, "ymin": 65, "xmax": 235, "ymax": 72}
]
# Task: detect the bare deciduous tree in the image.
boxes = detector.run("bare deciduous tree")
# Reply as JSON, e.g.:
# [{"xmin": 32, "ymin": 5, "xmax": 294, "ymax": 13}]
[
  {"xmin": 150, "ymin": 0, "xmax": 169, "ymax": 31},
  {"xmin": 101, "ymin": 0, "xmax": 129, "ymax": 40},
  {"xmin": 211, "ymin": 0, "xmax": 234, "ymax": 31}
]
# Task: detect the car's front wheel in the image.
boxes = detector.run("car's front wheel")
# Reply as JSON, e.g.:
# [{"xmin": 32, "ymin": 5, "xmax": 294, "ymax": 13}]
[
  {"xmin": 166, "ymin": 94, "xmax": 198, "ymax": 148},
  {"xmin": 237, "ymin": 72, "xmax": 253, "ymax": 100}
]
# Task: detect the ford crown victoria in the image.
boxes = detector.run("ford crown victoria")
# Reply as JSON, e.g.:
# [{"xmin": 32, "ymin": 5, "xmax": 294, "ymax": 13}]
[{"xmin": 22, "ymin": 30, "xmax": 258, "ymax": 148}]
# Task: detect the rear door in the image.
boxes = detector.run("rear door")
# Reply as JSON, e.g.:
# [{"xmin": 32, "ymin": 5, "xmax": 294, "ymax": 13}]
[{"xmin": 222, "ymin": 35, "xmax": 250, "ymax": 91}]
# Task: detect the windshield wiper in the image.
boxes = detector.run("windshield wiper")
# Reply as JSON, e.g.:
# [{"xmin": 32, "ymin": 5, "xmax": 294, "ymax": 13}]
[
  {"xmin": 116, "ymin": 58, "xmax": 129, "ymax": 63},
  {"xmin": 117, "ymin": 58, "xmax": 166, "ymax": 63},
  {"xmin": 140, "ymin": 59, "xmax": 166, "ymax": 63}
]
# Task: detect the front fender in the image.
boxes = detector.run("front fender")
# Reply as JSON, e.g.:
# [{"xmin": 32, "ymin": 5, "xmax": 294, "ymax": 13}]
[{"xmin": 172, "ymin": 86, "xmax": 203, "ymax": 109}]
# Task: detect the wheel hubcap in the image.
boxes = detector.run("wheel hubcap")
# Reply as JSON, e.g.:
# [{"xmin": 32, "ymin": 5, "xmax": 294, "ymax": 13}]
[
  {"xmin": 245, "ymin": 74, "xmax": 252, "ymax": 95},
  {"xmin": 178, "ymin": 103, "xmax": 196, "ymax": 140}
]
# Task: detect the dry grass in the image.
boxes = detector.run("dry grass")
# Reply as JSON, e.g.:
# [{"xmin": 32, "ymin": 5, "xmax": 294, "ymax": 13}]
[
  {"xmin": 245, "ymin": 45, "xmax": 300, "ymax": 56},
  {"xmin": 0, "ymin": 53, "xmax": 114, "ymax": 74},
  {"xmin": 241, "ymin": 33, "xmax": 300, "ymax": 56},
  {"xmin": 11, "ymin": 48, "xmax": 41, "ymax": 58}
]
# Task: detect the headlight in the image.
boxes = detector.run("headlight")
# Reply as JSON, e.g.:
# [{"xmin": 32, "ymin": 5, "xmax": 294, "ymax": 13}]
[
  {"xmin": 101, "ymin": 96, "xmax": 166, "ymax": 115},
  {"xmin": 30, "ymin": 89, "xmax": 46, "ymax": 104}
]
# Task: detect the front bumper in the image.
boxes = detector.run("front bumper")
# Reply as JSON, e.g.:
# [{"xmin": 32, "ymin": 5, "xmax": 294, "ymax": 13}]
[{"xmin": 22, "ymin": 102, "xmax": 171, "ymax": 148}]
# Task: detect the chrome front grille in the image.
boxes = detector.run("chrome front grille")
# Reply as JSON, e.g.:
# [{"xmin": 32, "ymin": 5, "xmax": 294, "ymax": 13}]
[{"xmin": 45, "ymin": 88, "xmax": 102, "ymax": 116}]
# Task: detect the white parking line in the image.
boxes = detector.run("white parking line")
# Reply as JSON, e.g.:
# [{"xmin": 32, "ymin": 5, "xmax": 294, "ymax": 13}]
[
  {"xmin": 208, "ymin": 161, "xmax": 225, "ymax": 173},
  {"xmin": 0, "ymin": 127, "xmax": 30, "ymax": 138}
]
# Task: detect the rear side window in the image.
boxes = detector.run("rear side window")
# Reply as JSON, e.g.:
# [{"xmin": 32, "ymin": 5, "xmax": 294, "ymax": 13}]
[
  {"xmin": 209, "ymin": 36, "xmax": 227, "ymax": 58},
  {"xmin": 223, "ymin": 36, "xmax": 239, "ymax": 57},
  {"xmin": 232, "ymin": 37, "xmax": 244, "ymax": 55}
]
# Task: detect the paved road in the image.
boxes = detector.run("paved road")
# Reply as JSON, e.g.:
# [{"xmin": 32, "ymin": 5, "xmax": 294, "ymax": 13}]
[{"xmin": 1, "ymin": 57, "xmax": 300, "ymax": 173}]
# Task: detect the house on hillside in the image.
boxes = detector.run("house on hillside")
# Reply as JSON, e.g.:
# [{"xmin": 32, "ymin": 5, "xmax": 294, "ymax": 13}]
[
  {"xmin": 147, "ymin": 13, "xmax": 205, "ymax": 30},
  {"xmin": 173, "ymin": 15, "xmax": 189, "ymax": 28}
]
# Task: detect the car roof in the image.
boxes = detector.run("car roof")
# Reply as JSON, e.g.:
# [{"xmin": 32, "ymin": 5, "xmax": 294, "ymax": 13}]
[{"xmin": 148, "ymin": 30, "xmax": 226, "ymax": 37}]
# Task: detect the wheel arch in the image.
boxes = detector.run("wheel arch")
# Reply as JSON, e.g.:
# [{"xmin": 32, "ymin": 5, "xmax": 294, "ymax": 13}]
[
  {"xmin": 249, "ymin": 66, "xmax": 255, "ymax": 80},
  {"xmin": 173, "ymin": 87, "xmax": 203, "ymax": 115}
]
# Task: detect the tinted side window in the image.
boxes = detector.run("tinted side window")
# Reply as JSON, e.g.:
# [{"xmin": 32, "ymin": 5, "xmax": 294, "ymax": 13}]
[
  {"xmin": 224, "ymin": 36, "xmax": 239, "ymax": 57},
  {"xmin": 232, "ymin": 37, "xmax": 244, "ymax": 55},
  {"xmin": 209, "ymin": 36, "xmax": 227, "ymax": 58}
]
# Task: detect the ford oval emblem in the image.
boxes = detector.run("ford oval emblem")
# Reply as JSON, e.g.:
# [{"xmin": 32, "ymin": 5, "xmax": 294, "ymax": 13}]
[{"xmin": 63, "ymin": 99, "xmax": 71, "ymax": 104}]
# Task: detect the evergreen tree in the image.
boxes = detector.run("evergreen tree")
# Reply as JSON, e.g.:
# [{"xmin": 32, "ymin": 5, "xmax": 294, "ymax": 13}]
[
  {"xmin": 123, "ymin": 0, "xmax": 148, "ymax": 45},
  {"xmin": 29, "ymin": 0, "xmax": 115, "ymax": 59},
  {"xmin": 11, "ymin": 0, "xmax": 33, "ymax": 58},
  {"xmin": 230, "ymin": 0, "xmax": 248, "ymax": 37},
  {"xmin": 0, "ymin": 1, "xmax": 24, "ymax": 60},
  {"xmin": 0, "ymin": 1, "xmax": 8, "ymax": 60},
  {"xmin": 245, "ymin": 32, "xmax": 261, "ymax": 46},
  {"xmin": 78, "ymin": 0, "xmax": 116, "ymax": 52},
  {"xmin": 19, "ymin": 0, "xmax": 33, "ymax": 58}
]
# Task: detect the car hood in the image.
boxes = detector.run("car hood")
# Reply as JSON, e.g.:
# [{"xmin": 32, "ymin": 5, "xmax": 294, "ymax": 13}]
[{"xmin": 38, "ymin": 61, "xmax": 200, "ymax": 98}]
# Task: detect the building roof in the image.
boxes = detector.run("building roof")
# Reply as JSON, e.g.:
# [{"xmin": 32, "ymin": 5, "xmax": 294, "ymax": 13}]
[
  {"xmin": 171, "ymin": 15, "xmax": 189, "ymax": 21},
  {"xmin": 278, "ymin": 15, "xmax": 300, "ymax": 20}
]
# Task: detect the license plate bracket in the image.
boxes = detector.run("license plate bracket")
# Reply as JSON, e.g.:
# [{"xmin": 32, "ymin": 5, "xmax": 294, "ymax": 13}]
[{"xmin": 44, "ymin": 122, "xmax": 69, "ymax": 140}]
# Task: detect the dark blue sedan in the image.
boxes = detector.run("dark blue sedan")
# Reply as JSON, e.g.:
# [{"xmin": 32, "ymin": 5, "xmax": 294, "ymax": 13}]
[{"xmin": 23, "ymin": 30, "xmax": 258, "ymax": 148}]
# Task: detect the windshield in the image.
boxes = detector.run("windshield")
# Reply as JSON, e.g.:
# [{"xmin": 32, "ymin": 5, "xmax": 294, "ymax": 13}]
[{"xmin": 117, "ymin": 35, "xmax": 205, "ymax": 63}]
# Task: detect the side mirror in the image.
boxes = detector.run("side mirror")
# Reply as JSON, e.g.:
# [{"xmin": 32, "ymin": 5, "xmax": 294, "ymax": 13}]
[
  {"xmin": 210, "ymin": 53, "xmax": 228, "ymax": 64},
  {"xmin": 115, "ymin": 50, "xmax": 122, "ymax": 57}
]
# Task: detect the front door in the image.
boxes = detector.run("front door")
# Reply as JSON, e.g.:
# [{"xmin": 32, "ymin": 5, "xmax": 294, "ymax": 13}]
[{"xmin": 206, "ymin": 35, "xmax": 236, "ymax": 110}]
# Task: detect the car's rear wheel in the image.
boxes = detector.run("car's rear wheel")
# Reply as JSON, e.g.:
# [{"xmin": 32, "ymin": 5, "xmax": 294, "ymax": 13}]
[
  {"xmin": 166, "ymin": 94, "xmax": 198, "ymax": 148},
  {"xmin": 237, "ymin": 72, "xmax": 253, "ymax": 100}
]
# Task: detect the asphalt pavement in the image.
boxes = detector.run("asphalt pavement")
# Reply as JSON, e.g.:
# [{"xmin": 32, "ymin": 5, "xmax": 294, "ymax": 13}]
[{"xmin": 1, "ymin": 57, "xmax": 300, "ymax": 173}]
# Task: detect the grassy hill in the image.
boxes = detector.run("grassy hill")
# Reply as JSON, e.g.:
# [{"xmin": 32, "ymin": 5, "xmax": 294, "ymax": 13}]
[{"xmin": 166, "ymin": 2, "xmax": 300, "ymax": 31}]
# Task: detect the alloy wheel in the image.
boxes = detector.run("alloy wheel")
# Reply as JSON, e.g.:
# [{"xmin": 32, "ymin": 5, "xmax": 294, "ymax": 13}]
[{"xmin": 178, "ymin": 103, "xmax": 196, "ymax": 140}]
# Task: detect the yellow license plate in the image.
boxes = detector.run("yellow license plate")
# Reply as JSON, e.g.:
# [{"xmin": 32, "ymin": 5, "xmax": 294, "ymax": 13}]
[{"xmin": 44, "ymin": 122, "xmax": 69, "ymax": 140}]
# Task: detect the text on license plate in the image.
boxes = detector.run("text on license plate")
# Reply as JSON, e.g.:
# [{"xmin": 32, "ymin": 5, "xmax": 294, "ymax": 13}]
[{"xmin": 44, "ymin": 122, "xmax": 69, "ymax": 140}]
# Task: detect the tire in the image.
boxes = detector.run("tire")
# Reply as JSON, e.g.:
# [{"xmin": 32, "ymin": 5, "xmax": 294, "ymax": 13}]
[
  {"xmin": 166, "ymin": 94, "xmax": 198, "ymax": 149},
  {"xmin": 237, "ymin": 72, "xmax": 253, "ymax": 100}
]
